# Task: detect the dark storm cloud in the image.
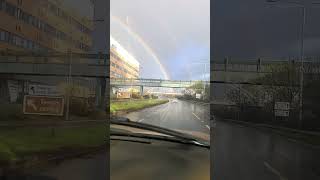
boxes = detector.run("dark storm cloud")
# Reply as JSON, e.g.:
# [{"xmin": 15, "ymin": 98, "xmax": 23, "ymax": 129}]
[{"xmin": 212, "ymin": 0, "xmax": 320, "ymax": 60}]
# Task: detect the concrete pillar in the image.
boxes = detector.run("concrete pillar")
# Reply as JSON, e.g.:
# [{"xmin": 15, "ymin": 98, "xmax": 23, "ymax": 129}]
[{"xmin": 91, "ymin": 0, "xmax": 109, "ymax": 110}]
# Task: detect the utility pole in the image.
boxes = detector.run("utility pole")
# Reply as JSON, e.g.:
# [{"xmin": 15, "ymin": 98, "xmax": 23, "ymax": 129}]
[
  {"xmin": 265, "ymin": 0, "xmax": 320, "ymax": 129},
  {"xmin": 298, "ymin": 6, "xmax": 305, "ymax": 128}
]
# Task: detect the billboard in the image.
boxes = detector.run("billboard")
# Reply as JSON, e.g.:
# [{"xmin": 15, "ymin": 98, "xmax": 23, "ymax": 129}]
[
  {"xmin": 28, "ymin": 84, "xmax": 60, "ymax": 96},
  {"xmin": 23, "ymin": 95, "xmax": 65, "ymax": 116},
  {"xmin": 274, "ymin": 102, "xmax": 290, "ymax": 117}
]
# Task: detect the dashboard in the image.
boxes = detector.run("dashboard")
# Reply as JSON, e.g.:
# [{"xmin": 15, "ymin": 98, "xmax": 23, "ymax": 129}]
[{"xmin": 110, "ymin": 136, "xmax": 210, "ymax": 180}]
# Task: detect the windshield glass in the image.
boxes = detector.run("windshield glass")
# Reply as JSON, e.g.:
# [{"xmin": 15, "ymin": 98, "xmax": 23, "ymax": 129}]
[{"xmin": 110, "ymin": 0, "xmax": 210, "ymax": 143}]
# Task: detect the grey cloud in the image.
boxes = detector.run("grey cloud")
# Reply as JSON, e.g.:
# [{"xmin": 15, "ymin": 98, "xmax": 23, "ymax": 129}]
[{"xmin": 111, "ymin": 0, "xmax": 210, "ymax": 80}]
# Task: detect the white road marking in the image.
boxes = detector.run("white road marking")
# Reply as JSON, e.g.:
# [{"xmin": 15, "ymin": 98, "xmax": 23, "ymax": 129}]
[
  {"xmin": 205, "ymin": 125, "xmax": 210, "ymax": 130},
  {"xmin": 138, "ymin": 119, "xmax": 144, "ymax": 122},
  {"xmin": 264, "ymin": 161, "xmax": 288, "ymax": 180},
  {"xmin": 192, "ymin": 112, "xmax": 201, "ymax": 120}
]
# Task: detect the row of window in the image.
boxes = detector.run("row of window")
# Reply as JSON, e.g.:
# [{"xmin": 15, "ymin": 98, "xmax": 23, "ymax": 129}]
[
  {"xmin": 0, "ymin": 0, "xmax": 91, "ymax": 52},
  {"xmin": 111, "ymin": 61, "xmax": 138, "ymax": 77},
  {"xmin": 110, "ymin": 71, "xmax": 123, "ymax": 78},
  {"xmin": 47, "ymin": 2, "xmax": 91, "ymax": 35},
  {"xmin": 110, "ymin": 51, "xmax": 139, "ymax": 73},
  {"xmin": 0, "ymin": 29, "xmax": 49, "ymax": 52},
  {"xmin": 111, "ymin": 70, "xmax": 138, "ymax": 79}
]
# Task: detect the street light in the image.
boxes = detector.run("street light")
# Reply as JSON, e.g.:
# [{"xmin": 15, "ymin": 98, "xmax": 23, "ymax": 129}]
[{"xmin": 265, "ymin": 0, "xmax": 320, "ymax": 128}]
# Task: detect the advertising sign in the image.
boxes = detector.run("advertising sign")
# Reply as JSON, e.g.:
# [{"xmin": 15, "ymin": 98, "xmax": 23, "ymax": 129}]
[
  {"xmin": 275, "ymin": 102, "xmax": 290, "ymax": 111},
  {"xmin": 23, "ymin": 95, "xmax": 64, "ymax": 116},
  {"xmin": 274, "ymin": 110, "xmax": 289, "ymax": 117},
  {"xmin": 117, "ymin": 92, "xmax": 130, "ymax": 99},
  {"xmin": 274, "ymin": 102, "xmax": 290, "ymax": 117}
]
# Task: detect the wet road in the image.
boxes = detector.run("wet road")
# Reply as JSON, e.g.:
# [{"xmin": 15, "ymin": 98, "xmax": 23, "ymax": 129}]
[
  {"xmin": 125, "ymin": 99, "xmax": 210, "ymax": 135},
  {"xmin": 213, "ymin": 120, "xmax": 320, "ymax": 180}
]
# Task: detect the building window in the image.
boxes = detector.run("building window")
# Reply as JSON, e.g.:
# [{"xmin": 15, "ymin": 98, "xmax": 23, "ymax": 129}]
[
  {"xmin": 4, "ymin": 31, "xmax": 9, "ymax": 42},
  {"xmin": 0, "ymin": 31, "xmax": 5, "ymax": 41},
  {"xmin": 5, "ymin": 2, "xmax": 16, "ymax": 17},
  {"xmin": 21, "ymin": 39, "xmax": 27, "ymax": 48},
  {"xmin": 21, "ymin": 11, "xmax": 29, "ymax": 23},
  {"xmin": 29, "ymin": 40, "xmax": 34, "ymax": 49},
  {"xmin": 0, "ymin": 0, "xmax": 4, "ymax": 11},
  {"xmin": 15, "ymin": 36, "xmax": 21, "ymax": 46},
  {"xmin": 31, "ymin": 16, "xmax": 37, "ymax": 27}
]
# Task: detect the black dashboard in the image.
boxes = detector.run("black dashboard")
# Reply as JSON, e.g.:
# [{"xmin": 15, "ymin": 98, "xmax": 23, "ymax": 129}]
[{"xmin": 110, "ymin": 136, "xmax": 210, "ymax": 180}]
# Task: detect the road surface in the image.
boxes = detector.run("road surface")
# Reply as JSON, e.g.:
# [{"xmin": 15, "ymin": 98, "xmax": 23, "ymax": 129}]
[
  {"xmin": 213, "ymin": 120, "xmax": 320, "ymax": 180},
  {"xmin": 125, "ymin": 99, "xmax": 210, "ymax": 135}
]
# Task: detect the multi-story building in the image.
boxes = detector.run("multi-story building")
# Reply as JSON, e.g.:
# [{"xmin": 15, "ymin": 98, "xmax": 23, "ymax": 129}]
[
  {"xmin": 0, "ymin": 0, "xmax": 95, "ymax": 103},
  {"xmin": 110, "ymin": 36, "xmax": 139, "ymax": 79},
  {"xmin": 0, "ymin": 0, "xmax": 93, "ymax": 53}
]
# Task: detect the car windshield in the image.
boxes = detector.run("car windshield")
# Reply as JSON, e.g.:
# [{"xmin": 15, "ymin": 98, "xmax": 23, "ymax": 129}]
[{"xmin": 110, "ymin": 0, "xmax": 210, "ymax": 143}]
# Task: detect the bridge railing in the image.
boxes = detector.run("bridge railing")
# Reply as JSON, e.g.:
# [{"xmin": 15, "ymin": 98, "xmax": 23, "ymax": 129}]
[
  {"xmin": 212, "ymin": 57, "xmax": 320, "ymax": 74},
  {"xmin": 110, "ymin": 78, "xmax": 209, "ymax": 88},
  {"xmin": 0, "ymin": 52, "xmax": 109, "ymax": 78}
]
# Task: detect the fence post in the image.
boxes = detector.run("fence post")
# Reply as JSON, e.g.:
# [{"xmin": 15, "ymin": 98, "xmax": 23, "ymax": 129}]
[
  {"xmin": 238, "ymin": 84, "xmax": 241, "ymax": 121},
  {"xmin": 257, "ymin": 58, "xmax": 261, "ymax": 72},
  {"xmin": 224, "ymin": 57, "xmax": 228, "ymax": 72}
]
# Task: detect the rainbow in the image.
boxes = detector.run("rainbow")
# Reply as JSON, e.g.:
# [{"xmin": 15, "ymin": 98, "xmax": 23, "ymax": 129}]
[{"xmin": 111, "ymin": 14, "xmax": 170, "ymax": 80}]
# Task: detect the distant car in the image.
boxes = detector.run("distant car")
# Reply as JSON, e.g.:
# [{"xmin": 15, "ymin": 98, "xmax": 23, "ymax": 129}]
[{"xmin": 172, "ymin": 99, "xmax": 178, "ymax": 103}]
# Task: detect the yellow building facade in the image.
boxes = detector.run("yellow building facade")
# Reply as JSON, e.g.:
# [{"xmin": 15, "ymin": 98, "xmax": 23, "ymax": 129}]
[{"xmin": 0, "ymin": 0, "xmax": 93, "ymax": 53}]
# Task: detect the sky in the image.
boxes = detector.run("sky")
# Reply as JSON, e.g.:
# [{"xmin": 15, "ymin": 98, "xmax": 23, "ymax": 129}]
[
  {"xmin": 110, "ymin": 0, "xmax": 210, "ymax": 80},
  {"xmin": 64, "ymin": 0, "xmax": 320, "ymax": 80}
]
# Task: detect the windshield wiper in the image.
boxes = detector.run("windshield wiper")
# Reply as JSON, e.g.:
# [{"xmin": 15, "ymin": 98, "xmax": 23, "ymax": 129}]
[{"xmin": 110, "ymin": 117, "xmax": 210, "ymax": 148}]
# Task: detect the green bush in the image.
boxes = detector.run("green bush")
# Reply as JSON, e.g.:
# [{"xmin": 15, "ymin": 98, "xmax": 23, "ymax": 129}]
[
  {"xmin": 131, "ymin": 92, "xmax": 141, "ymax": 99},
  {"xmin": 151, "ymin": 94, "xmax": 158, "ymax": 99},
  {"xmin": 143, "ymin": 95, "xmax": 150, "ymax": 99}
]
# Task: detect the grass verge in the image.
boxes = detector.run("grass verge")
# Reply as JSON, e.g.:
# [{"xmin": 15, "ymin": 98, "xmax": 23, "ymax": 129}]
[
  {"xmin": 110, "ymin": 99, "xmax": 169, "ymax": 114},
  {"xmin": 0, "ymin": 125, "xmax": 107, "ymax": 164}
]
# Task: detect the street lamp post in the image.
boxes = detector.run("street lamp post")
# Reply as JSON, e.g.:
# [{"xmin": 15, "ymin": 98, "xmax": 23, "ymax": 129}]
[
  {"xmin": 190, "ymin": 61, "xmax": 209, "ymax": 100},
  {"xmin": 265, "ymin": 0, "xmax": 320, "ymax": 128},
  {"xmin": 299, "ymin": 6, "xmax": 306, "ymax": 128}
]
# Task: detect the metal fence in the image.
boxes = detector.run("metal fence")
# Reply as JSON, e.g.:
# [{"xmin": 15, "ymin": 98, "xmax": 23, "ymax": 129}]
[{"xmin": 211, "ymin": 58, "xmax": 320, "ymax": 131}]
